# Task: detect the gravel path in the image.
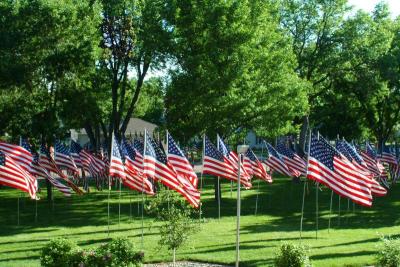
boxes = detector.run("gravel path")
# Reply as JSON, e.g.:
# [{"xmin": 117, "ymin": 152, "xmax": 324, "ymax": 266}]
[{"xmin": 144, "ymin": 261, "xmax": 232, "ymax": 267}]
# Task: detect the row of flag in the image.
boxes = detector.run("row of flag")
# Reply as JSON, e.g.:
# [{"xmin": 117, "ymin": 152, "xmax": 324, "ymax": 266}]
[{"xmin": 0, "ymin": 131, "xmax": 398, "ymax": 209}]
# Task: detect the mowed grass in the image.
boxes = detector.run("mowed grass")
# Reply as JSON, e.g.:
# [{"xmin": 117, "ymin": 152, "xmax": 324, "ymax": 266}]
[{"xmin": 0, "ymin": 176, "xmax": 400, "ymax": 267}]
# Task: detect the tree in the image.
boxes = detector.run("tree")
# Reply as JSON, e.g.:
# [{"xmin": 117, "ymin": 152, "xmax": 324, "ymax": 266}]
[
  {"xmin": 146, "ymin": 188, "xmax": 198, "ymax": 265},
  {"xmin": 316, "ymin": 3, "xmax": 400, "ymax": 145},
  {"xmin": 280, "ymin": 0, "xmax": 349, "ymax": 150},
  {"xmin": 166, "ymin": 0, "xmax": 308, "ymax": 141},
  {"xmin": 92, "ymin": 0, "xmax": 173, "ymax": 151}
]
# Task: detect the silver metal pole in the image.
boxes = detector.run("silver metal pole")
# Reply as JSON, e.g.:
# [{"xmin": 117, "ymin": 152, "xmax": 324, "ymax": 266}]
[
  {"xmin": 300, "ymin": 180, "xmax": 306, "ymax": 239},
  {"xmin": 107, "ymin": 176, "xmax": 111, "ymax": 236},
  {"xmin": 200, "ymin": 135, "xmax": 205, "ymax": 222},
  {"xmin": 328, "ymin": 190, "xmax": 333, "ymax": 233},
  {"xmin": 35, "ymin": 199, "xmax": 38, "ymax": 223},
  {"xmin": 141, "ymin": 178, "xmax": 144, "ymax": 250},
  {"xmin": 338, "ymin": 195, "xmax": 341, "ymax": 226},
  {"xmin": 300, "ymin": 129, "xmax": 311, "ymax": 239},
  {"xmin": 230, "ymin": 180, "xmax": 233, "ymax": 198},
  {"xmin": 118, "ymin": 178, "xmax": 122, "ymax": 228},
  {"xmin": 218, "ymin": 177, "xmax": 221, "ymax": 220},
  {"xmin": 17, "ymin": 194, "xmax": 20, "ymax": 226},
  {"xmin": 235, "ymin": 154, "xmax": 242, "ymax": 267},
  {"xmin": 315, "ymin": 182, "xmax": 319, "ymax": 239},
  {"xmin": 255, "ymin": 179, "xmax": 260, "ymax": 215}
]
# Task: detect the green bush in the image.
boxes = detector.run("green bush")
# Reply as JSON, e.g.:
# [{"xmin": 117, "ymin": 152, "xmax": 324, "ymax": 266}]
[
  {"xmin": 376, "ymin": 236, "xmax": 400, "ymax": 267},
  {"xmin": 274, "ymin": 243, "xmax": 312, "ymax": 267},
  {"xmin": 40, "ymin": 237, "xmax": 143, "ymax": 267},
  {"xmin": 96, "ymin": 238, "xmax": 144, "ymax": 267},
  {"xmin": 40, "ymin": 238, "xmax": 78, "ymax": 267}
]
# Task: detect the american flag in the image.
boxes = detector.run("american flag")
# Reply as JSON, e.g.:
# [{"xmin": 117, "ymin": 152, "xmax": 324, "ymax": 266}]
[
  {"xmin": 121, "ymin": 137, "xmax": 154, "ymax": 195},
  {"xmin": 54, "ymin": 141, "xmax": 78, "ymax": 174},
  {"xmin": 39, "ymin": 143, "xmax": 83, "ymax": 195},
  {"xmin": 202, "ymin": 136, "xmax": 252, "ymax": 188},
  {"xmin": 336, "ymin": 140, "xmax": 386, "ymax": 197},
  {"xmin": 264, "ymin": 142, "xmax": 300, "ymax": 177},
  {"xmin": 144, "ymin": 131, "xmax": 200, "ymax": 208},
  {"xmin": 276, "ymin": 142, "xmax": 307, "ymax": 176},
  {"xmin": 21, "ymin": 139, "xmax": 71, "ymax": 197},
  {"xmin": 167, "ymin": 132, "xmax": 198, "ymax": 188},
  {"xmin": 360, "ymin": 143, "xmax": 386, "ymax": 177},
  {"xmin": 0, "ymin": 141, "xmax": 33, "ymax": 172},
  {"xmin": 71, "ymin": 140, "xmax": 106, "ymax": 177},
  {"xmin": 217, "ymin": 136, "xmax": 251, "ymax": 180},
  {"xmin": 0, "ymin": 150, "xmax": 37, "ymax": 199},
  {"xmin": 243, "ymin": 148, "xmax": 272, "ymax": 182},
  {"xmin": 109, "ymin": 135, "xmax": 126, "ymax": 180},
  {"xmin": 307, "ymin": 134, "xmax": 373, "ymax": 207},
  {"xmin": 70, "ymin": 140, "xmax": 83, "ymax": 169},
  {"xmin": 381, "ymin": 144, "xmax": 398, "ymax": 166},
  {"xmin": 131, "ymin": 139, "xmax": 144, "ymax": 172}
]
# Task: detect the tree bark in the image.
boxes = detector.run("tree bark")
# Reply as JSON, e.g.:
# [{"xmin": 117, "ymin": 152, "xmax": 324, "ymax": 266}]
[
  {"xmin": 46, "ymin": 179, "xmax": 52, "ymax": 201},
  {"xmin": 298, "ymin": 115, "xmax": 309, "ymax": 157}
]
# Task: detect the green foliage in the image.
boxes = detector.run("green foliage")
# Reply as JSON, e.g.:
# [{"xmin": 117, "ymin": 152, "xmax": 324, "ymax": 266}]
[
  {"xmin": 274, "ymin": 243, "xmax": 312, "ymax": 267},
  {"xmin": 376, "ymin": 236, "xmax": 400, "ymax": 267},
  {"xmin": 40, "ymin": 238, "xmax": 79, "ymax": 267},
  {"xmin": 146, "ymin": 188, "xmax": 198, "ymax": 251},
  {"xmin": 40, "ymin": 237, "xmax": 143, "ymax": 267},
  {"xmin": 166, "ymin": 0, "xmax": 308, "ymax": 141}
]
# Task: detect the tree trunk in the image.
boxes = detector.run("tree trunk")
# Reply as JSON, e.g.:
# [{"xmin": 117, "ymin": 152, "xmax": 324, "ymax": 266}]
[
  {"xmin": 298, "ymin": 115, "xmax": 309, "ymax": 157},
  {"xmin": 46, "ymin": 179, "xmax": 52, "ymax": 201},
  {"xmin": 84, "ymin": 122, "xmax": 96, "ymax": 151}
]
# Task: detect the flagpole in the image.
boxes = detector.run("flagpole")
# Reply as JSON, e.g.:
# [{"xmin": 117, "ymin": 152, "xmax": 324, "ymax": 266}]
[
  {"xmin": 199, "ymin": 134, "xmax": 205, "ymax": 222},
  {"xmin": 118, "ymin": 178, "xmax": 122, "ymax": 228},
  {"xmin": 236, "ymin": 145, "xmax": 248, "ymax": 267},
  {"xmin": 108, "ymin": 134, "xmax": 115, "ymax": 236},
  {"xmin": 338, "ymin": 195, "xmax": 341, "ymax": 226},
  {"xmin": 300, "ymin": 128, "xmax": 311, "ymax": 239},
  {"xmin": 17, "ymin": 193, "xmax": 20, "ymax": 226},
  {"xmin": 141, "ymin": 129, "xmax": 148, "ymax": 250},
  {"xmin": 217, "ymin": 135, "xmax": 221, "ymax": 221},
  {"xmin": 254, "ymin": 179, "xmax": 260, "ymax": 216},
  {"xmin": 315, "ymin": 132, "xmax": 320, "ymax": 240},
  {"xmin": 328, "ymin": 190, "xmax": 333, "ymax": 233}
]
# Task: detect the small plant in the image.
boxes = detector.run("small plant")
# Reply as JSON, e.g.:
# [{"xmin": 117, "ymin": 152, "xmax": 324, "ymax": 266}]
[
  {"xmin": 146, "ymin": 187, "xmax": 199, "ymax": 264},
  {"xmin": 40, "ymin": 238, "xmax": 78, "ymax": 267},
  {"xmin": 274, "ymin": 242, "xmax": 312, "ymax": 267},
  {"xmin": 376, "ymin": 236, "xmax": 400, "ymax": 267}
]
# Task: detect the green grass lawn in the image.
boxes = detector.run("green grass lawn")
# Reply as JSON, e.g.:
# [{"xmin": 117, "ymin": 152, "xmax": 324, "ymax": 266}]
[{"xmin": 0, "ymin": 176, "xmax": 399, "ymax": 267}]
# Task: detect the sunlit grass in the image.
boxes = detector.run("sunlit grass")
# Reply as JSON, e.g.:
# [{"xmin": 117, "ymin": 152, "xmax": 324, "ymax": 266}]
[{"xmin": 0, "ymin": 176, "xmax": 399, "ymax": 266}]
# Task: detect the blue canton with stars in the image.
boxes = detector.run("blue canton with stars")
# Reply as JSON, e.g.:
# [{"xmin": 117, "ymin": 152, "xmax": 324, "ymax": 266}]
[
  {"xmin": 133, "ymin": 139, "xmax": 144, "ymax": 155},
  {"xmin": 112, "ymin": 135, "xmax": 124, "ymax": 161},
  {"xmin": 55, "ymin": 141, "xmax": 70, "ymax": 156},
  {"xmin": 144, "ymin": 132, "xmax": 168, "ymax": 164},
  {"xmin": 71, "ymin": 140, "xmax": 82, "ymax": 154},
  {"xmin": 40, "ymin": 144, "xmax": 51, "ymax": 158},
  {"xmin": 366, "ymin": 143, "xmax": 377, "ymax": 159},
  {"xmin": 276, "ymin": 142, "xmax": 295, "ymax": 159},
  {"xmin": 204, "ymin": 136, "xmax": 224, "ymax": 161},
  {"xmin": 245, "ymin": 148, "xmax": 258, "ymax": 162},
  {"xmin": 309, "ymin": 134, "xmax": 340, "ymax": 171},
  {"xmin": 346, "ymin": 142, "xmax": 365, "ymax": 165},
  {"xmin": 21, "ymin": 139, "xmax": 33, "ymax": 153},
  {"xmin": 265, "ymin": 142, "xmax": 284, "ymax": 160},
  {"xmin": 336, "ymin": 140, "xmax": 353, "ymax": 162},
  {"xmin": 217, "ymin": 137, "xmax": 231, "ymax": 158},
  {"xmin": 0, "ymin": 150, "xmax": 5, "ymax": 166},
  {"xmin": 121, "ymin": 137, "xmax": 135, "ymax": 160},
  {"xmin": 167, "ymin": 133, "xmax": 185, "ymax": 157}
]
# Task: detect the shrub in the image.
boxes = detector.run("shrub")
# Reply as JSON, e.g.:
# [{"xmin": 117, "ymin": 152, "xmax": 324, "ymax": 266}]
[
  {"xmin": 40, "ymin": 238, "xmax": 78, "ymax": 267},
  {"xmin": 274, "ymin": 243, "xmax": 312, "ymax": 267},
  {"xmin": 40, "ymin": 237, "xmax": 143, "ymax": 267},
  {"xmin": 376, "ymin": 236, "xmax": 400, "ymax": 267},
  {"xmin": 96, "ymin": 238, "xmax": 144, "ymax": 267}
]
